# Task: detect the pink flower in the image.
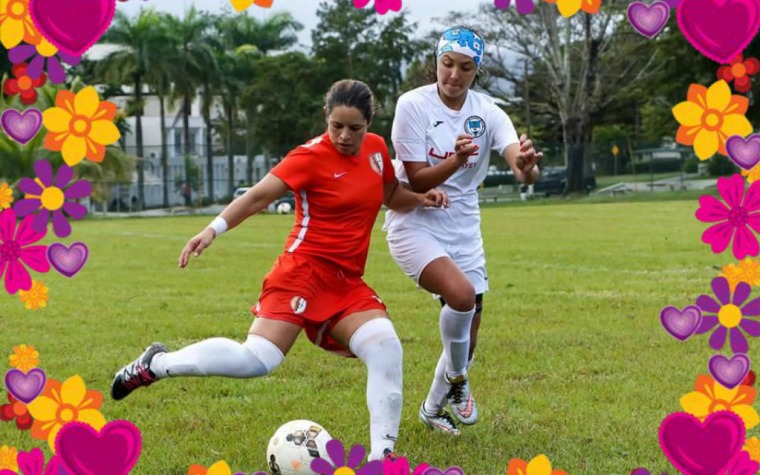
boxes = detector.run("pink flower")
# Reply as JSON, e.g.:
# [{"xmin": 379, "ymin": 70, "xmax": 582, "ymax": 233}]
[
  {"xmin": 352, "ymin": 0, "xmax": 401, "ymax": 14},
  {"xmin": 725, "ymin": 450, "xmax": 760, "ymax": 474},
  {"xmin": 696, "ymin": 174, "xmax": 760, "ymax": 259},
  {"xmin": 383, "ymin": 456, "xmax": 430, "ymax": 475},
  {"xmin": 0, "ymin": 209, "xmax": 49, "ymax": 295},
  {"xmin": 10, "ymin": 448, "xmax": 69, "ymax": 475}
]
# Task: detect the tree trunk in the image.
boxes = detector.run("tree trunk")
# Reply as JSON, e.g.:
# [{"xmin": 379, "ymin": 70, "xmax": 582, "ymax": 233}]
[
  {"xmin": 204, "ymin": 90, "xmax": 214, "ymax": 205},
  {"xmin": 134, "ymin": 75, "xmax": 144, "ymax": 210},
  {"xmin": 183, "ymin": 93, "xmax": 191, "ymax": 184},
  {"xmin": 160, "ymin": 94, "xmax": 169, "ymax": 208},
  {"xmin": 246, "ymin": 111, "xmax": 253, "ymax": 185},
  {"xmin": 227, "ymin": 103, "xmax": 235, "ymax": 197}
]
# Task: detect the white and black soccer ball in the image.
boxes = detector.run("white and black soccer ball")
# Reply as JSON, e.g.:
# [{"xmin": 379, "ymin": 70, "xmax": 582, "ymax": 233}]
[
  {"xmin": 276, "ymin": 202, "xmax": 293, "ymax": 214},
  {"xmin": 266, "ymin": 420, "xmax": 332, "ymax": 475}
]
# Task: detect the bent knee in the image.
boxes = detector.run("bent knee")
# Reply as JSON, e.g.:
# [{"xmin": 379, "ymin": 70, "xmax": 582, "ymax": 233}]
[{"xmin": 444, "ymin": 288, "xmax": 476, "ymax": 312}]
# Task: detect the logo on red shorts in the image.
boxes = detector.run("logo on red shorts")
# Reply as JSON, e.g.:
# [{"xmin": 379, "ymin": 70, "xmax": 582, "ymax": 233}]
[{"xmin": 291, "ymin": 296, "xmax": 307, "ymax": 314}]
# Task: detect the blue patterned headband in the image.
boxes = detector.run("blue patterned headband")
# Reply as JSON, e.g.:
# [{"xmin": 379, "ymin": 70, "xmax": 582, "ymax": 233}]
[{"xmin": 436, "ymin": 27, "xmax": 485, "ymax": 68}]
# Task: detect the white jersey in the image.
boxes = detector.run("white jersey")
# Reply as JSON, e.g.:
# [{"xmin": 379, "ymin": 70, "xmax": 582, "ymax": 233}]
[{"xmin": 384, "ymin": 84, "xmax": 519, "ymax": 238}]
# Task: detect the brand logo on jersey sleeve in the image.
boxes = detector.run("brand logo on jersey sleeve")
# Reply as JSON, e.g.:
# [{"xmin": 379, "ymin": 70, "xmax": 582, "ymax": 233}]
[
  {"xmin": 369, "ymin": 152, "xmax": 383, "ymax": 174},
  {"xmin": 464, "ymin": 115, "xmax": 486, "ymax": 138}
]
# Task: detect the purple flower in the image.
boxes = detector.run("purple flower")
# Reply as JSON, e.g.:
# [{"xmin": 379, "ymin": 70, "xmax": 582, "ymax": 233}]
[
  {"xmin": 13, "ymin": 159, "xmax": 91, "ymax": 238},
  {"xmin": 310, "ymin": 439, "xmax": 383, "ymax": 475},
  {"xmin": 494, "ymin": 0, "xmax": 535, "ymax": 14},
  {"xmin": 9, "ymin": 41, "xmax": 81, "ymax": 84},
  {"xmin": 695, "ymin": 277, "xmax": 760, "ymax": 353},
  {"xmin": 630, "ymin": 470, "xmax": 669, "ymax": 475}
]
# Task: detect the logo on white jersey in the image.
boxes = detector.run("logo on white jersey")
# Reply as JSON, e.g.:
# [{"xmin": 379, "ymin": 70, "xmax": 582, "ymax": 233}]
[
  {"xmin": 290, "ymin": 296, "xmax": 307, "ymax": 314},
  {"xmin": 464, "ymin": 115, "xmax": 485, "ymax": 138},
  {"xmin": 369, "ymin": 152, "xmax": 383, "ymax": 175}
]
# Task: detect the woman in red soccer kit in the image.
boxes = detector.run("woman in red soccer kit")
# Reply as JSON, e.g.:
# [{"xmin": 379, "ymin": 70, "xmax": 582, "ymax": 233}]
[{"xmin": 110, "ymin": 79, "xmax": 449, "ymax": 462}]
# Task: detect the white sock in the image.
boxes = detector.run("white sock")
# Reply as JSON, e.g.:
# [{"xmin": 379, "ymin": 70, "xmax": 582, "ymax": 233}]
[
  {"xmin": 424, "ymin": 351, "xmax": 448, "ymax": 413},
  {"xmin": 349, "ymin": 319, "xmax": 403, "ymax": 461},
  {"xmin": 440, "ymin": 304, "xmax": 475, "ymax": 377},
  {"xmin": 150, "ymin": 335, "xmax": 284, "ymax": 378}
]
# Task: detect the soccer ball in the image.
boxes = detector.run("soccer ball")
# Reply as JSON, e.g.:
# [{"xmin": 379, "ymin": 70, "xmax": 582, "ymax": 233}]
[
  {"xmin": 276, "ymin": 202, "xmax": 292, "ymax": 214},
  {"xmin": 266, "ymin": 420, "xmax": 332, "ymax": 475}
]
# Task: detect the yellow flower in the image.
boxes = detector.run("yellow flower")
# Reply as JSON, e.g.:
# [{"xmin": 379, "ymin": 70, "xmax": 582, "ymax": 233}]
[
  {"xmin": 741, "ymin": 162, "xmax": 760, "ymax": 184},
  {"xmin": 19, "ymin": 279, "xmax": 48, "ymax": 310},
  {"xmin": 680, "ymin": 374, "xmax": 760, "ymax": 429},
  {"xmin": 9, "ymin": 343, "xmax": 39, "ymax": 372},
  {"xmin": 27, "ymin": 375, "xmax": 107, "ymax": 452},
  {"xmin": 188, "ymin": 460, "xmax": 232, "ymax": 475},
  {"xmin": 42, "ymin": 86, "xmax": 121, "ymax": 166},
  {"xmin": 0, "ymin": 182, "xmax": 13, "ymax": 210},
  {"xmin": 673, "ymin": 80, "xmax": 753, "ymax": 160},
  {"xmin": 738, "ymin": 258, "xmax": 760, "ymax": 286},
  {"xmin": 744, "ymin": 437, "xmax": 760, "ymax": 462},
  {"xmin": 0, "ymin": 445, "xmax": 18, "ymax": 472},
  {"xmin": 0, "ymin": 0, "xmax": 40, "ymax": 48},
  {"xmin": 721, "ymin": 262, "xmax": 744, "ymax": 291},
  {"xmin": 543, "ymin": 0, "xmax": 600, "ymax": 17},
  {"xmin": 507, "ymin": 454, "xmax": 568, "ymax": 475},
  {"xmin": 35, "ymin": 36, "xmax": 57, "ymax": 57}
]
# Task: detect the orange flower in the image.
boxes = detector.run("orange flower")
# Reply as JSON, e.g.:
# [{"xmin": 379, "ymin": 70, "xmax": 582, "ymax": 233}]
[
  {"xmin": 673, "ymin": 80, "xmax": 752, "ymax": 160},
  {"xmin": 717, "ymin": 54, "xmax": 760, "ymax": 93},
  {"xmin": 0, "ymin": 445, "xmax": 18, "ymax": 472},
  {"xmin": 0, "ymin": 182, "xmax": 13, "ymax": 210},
  {"xmin": 680, "ymin": 374, "xmax": 759, "ymax": 429},
  {"xmin": 507, "ymin": 455, "xmax": 568, "ymax": 475},
  {"xmin": 9, "ymin": 343, "xmax": 39, "ymax": 372},
  {"xmin": 721, "ymin": 262, "xmax": 744, "ymax": 291},
  {"xmin": 543, "ymin": 0, "xmax": 600, "ymax": 17},
  {"xmin": 744, "ymin": 437, "xmax": 760, "ymax": 462},
  {"xmin": 27, "ymin": 376, "xmax": 107, "ymax": 452},
  {"xmin": 19, "ymin": 279, "xmax": 48, "ymax": 310},
  {"xmin": 42, "ymin": 86, "xmax": 121, "ymax": 166},
  {"xmin": 0, "ymin": 0, "xmax": 40, "ymax": 48}
]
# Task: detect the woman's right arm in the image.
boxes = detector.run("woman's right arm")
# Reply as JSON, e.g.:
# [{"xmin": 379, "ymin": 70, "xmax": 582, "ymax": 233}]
[
  {"xmin": 178, "ymin": 174, "xmax": 290, "ymax": 268},
  {"xmin": 403, "ymin": 134, "xmax": 479, "ymax": 192}
]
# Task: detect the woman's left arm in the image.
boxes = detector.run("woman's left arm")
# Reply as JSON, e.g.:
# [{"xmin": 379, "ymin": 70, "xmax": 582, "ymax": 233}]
[
  {"xmin": 504, "ymin": 134, "xmax": 543, "ymax": 185},
  {"xmin": 383, "ymin": 178, "xmax": 449, "ymax": 212}
]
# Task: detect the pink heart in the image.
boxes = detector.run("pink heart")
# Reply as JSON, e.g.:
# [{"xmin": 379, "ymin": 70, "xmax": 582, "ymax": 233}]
[
  {"xmin": 677, "ymin": 0, "xmax": 760, "ymax": 63},
  {"xmin": 628, "ymin": 1, "xmax": 671, "ymax": 39},
  {"xmin": 659, "ymin": 411, "xmax": 745, "ymax": 474},
  {"xmin": 1, "ymin": 108, "xmax": 42, "ymax": 145},
  {"xmin": 29, "ymin": 0, "xmax": 116, "ymax": 57},
  {"xmin": 47, "ymin": 242, "xmax": 89, "ymax": 278},
  {"xmin": 726, "ymin": 134, "xmax": 760, "ymax": 170},
  {"xmin": 660, "ymin": 305, "xmax": 702, "ymax": 341},
  {"xmin": 56, "ymin": 420, "xmax": 142, "ymax": 475},
  {"xmin": 4, "ymin": 368, "xmax": 47, "ymax": 404}
]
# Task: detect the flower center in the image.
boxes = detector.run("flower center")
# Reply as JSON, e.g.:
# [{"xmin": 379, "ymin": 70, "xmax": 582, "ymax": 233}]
[
  {"xmin": 40, "ymin": 186, "xmax": 64, "ymax": 210},
  {"xmin": 732, "ymin": 63, "xmax": 747, "ymax": 78},
  {"xmin": 37, "ymin": 39, "xmax": 57, "ymax": 57},
  {"xmin": 0, "ymin": 241, "xmax": 21, "ymax": 261},
  {"xmin": 334, "ymin": 468, "xmax": 356, "ymax": 475},
  {"xmin": 710, "ymin": 400, "xmax": 732, "ymax": 412},
  {"xmin": 9, "ymin": 0, "xmax": 26, "ymax": 17},
  {"xmin": 719, "ymin": 304, "xmax": 743, "ymax": 328},
  {"xmin": 70, "ymin": 116, "xmax": 91, "ymax": 136},
  {"xmin": 17, "ymin": 76, "xmax": 32, "ymax": 90},
  {"xmin": 727, "ymin": 206, "xmax": 749, "ymax": 227},
  {"xmin": 57, "ymin": 404, "xmax": 77, "ymax": 423},
  {"xmin": 702, "ymin": 110, "xmax": 723, "ymax": 131},
  {"xmin": 12, "ymin": 401, "xmax": 26, "ymax": 416}
]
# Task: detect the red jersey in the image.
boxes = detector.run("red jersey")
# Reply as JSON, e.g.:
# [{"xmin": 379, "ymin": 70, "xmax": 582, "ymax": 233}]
[{"xmin": 270, "ymin": 132, "xmax": 395, "ymax": 276}]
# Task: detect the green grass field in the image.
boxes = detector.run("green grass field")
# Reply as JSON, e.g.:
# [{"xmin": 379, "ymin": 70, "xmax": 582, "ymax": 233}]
[{"xmin": 0, "ymin": 198, "xmax": 748, "ymax": 474}]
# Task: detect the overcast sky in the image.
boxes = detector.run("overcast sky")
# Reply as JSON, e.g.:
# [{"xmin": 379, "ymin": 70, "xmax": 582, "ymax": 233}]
[{"xmin": 115, "ymin": 0, "xmax": 480, "ymax": 50}]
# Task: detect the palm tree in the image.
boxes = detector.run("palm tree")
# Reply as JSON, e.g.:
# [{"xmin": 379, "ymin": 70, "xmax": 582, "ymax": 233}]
[
  {"xmin": 97, "ymin": 8, "xmax": 164, "ymax": 210},
  {"xmin": 164, "ymin": 7, "xmax": 217, "ymax": 202}
]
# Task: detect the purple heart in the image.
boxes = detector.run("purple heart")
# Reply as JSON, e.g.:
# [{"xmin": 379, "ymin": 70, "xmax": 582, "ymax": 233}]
[
  {"xmin": 1, "ymin": 108, "xmax": 42, "ymax": 145},
  {"xmin": 4, "ymin": 368, "xmax": 47, "ymax": 404},
  {"xmin": 709, "ymin": 353, "xmax": 751, "ymax": 389},
  {"xmin": 628, "ymin": 1, "xmax": 671, "ymax": 38},
  {"xmin": 422, "ymin": 468, "xmax": 465, "ymax": 475},
  {"xmin": 726, "ymin": 134, "xmax": 760, "ymax": 170},
  {"xmin": 660, "ymin": 305, "xmax": 702, "ymax": 341},
  {"xmin": 47, "ymin": 242, "xmax": 89, "ymax": 278},
  {"xmin": 664, "ymin": 0, "xmax": 680, "ymax": 7}
]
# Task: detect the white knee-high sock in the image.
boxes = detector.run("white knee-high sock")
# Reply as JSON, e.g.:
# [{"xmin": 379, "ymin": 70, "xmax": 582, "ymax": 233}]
[
  {"xmin": 150, "ymin": 335, "xmax": 284, "ymax": 378},
  {"xmin": 424, "ymin": 351, "xmax": 448, "ymax": 413},
  {"xmin": 349, "ymin": 318, "xmax": 403, "ymax": 461},
  {"xmin": 440, "ymin": 304, "xmax": 475, "ymax": 377}
]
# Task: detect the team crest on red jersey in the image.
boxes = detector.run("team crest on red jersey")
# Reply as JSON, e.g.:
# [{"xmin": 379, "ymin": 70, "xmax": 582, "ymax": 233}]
[{"xmin": 369, "ymin": 152, "xmax": 383, "ymax": 175}]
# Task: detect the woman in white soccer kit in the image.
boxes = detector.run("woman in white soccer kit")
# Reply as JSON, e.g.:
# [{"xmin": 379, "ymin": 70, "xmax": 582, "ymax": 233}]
[{"xmin": 384, "ymin": 26, "xmax": 543, "ymax": 434}]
